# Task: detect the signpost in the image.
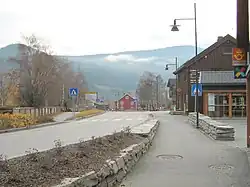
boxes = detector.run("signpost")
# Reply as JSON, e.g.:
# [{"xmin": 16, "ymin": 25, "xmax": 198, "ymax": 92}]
[
  {"xmin": 232, "ymin": 48, "xmax": 247, "ymax": 80},
  {"xmin": 191, "ymin": 83, "xmax": 202, "ymax": 113},
  {"xmin": 69, "ymin": 88, "xmax": 78, "ymax": 118},
  {"xmin": 191, "ymin": 83, "xmax": 202, "ymax": 97}
]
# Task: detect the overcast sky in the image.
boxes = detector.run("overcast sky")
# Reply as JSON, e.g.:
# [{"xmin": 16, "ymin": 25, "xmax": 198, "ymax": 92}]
[{"xmin": 0, "ymin": 0, "xmax": 237, "ymax": 55}]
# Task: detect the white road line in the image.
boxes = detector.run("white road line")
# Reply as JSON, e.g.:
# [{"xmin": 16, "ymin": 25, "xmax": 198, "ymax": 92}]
[
  {"xmin": 113, "ymin": 118, "xmax": 122, "ymax": 121},
  {"xmin": 137, "ymin": 118, "xmax": 144, "ymax": 120},
  {"xmin": 91, "ymin": 119, "xmax": 99, "ymax": 122},
  {"xmin": 126, "ymin": 118, "xmax": 133, "ymax": 121},
  {"xmin": 78, "ymin": 119, "xmax": 89, "ymax": 122},
  {"xmin": 100, "ymin": 119, "xmax": 108, "ymax": 122}
]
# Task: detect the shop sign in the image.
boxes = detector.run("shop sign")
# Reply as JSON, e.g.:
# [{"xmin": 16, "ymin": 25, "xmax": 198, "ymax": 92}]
[
  {"xmin": 234, "ymin": 66, "xmax": 247, "ymax": 79},
  {"xmin": 232, "ymin": 48, "xmax": 247, "ymax": 66}
]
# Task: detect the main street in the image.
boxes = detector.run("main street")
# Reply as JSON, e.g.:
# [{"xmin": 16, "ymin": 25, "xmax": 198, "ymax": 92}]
[{"xmin": 0, "ymin": 112, "xmax": 149, "ymax": 159}]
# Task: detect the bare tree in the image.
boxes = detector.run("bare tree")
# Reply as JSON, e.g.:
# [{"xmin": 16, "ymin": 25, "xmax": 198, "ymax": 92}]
[
  {"xmin": 8, "ymin": 34, "xmax": 87, "ymax": 107},
  {"xmin": 0, "ymin": 70, "xmax": 20, "ymax": 106},
  {"xmin": 136, "ymin": 71, "xmax": 156, "ymax": 110}
]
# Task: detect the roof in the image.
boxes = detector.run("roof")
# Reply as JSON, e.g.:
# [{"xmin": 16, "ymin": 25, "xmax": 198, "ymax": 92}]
[
  {"xmin": 174, "ymin": 34, "xmax": 236, "ymax": 74},
  {"xmin": 167, "ymin": 78, "xmax": 176, "ymax": 87},
  {"xmin": 200, "ymin": 71, "xmax": 246, "ymax": 85},
  {"xmin": 117, "ymin": 93, "xmax": 135, "ymax": 101}
]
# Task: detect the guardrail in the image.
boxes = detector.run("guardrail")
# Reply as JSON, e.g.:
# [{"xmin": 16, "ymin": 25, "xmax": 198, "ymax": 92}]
[{"xmin": 188, "ymin": 112, "xmax": 235, "ymax": 141}]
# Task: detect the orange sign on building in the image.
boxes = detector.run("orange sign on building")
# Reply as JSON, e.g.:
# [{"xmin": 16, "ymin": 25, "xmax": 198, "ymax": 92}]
[{"xmin": 232, "ymin": 48, "xmax": 247, "ymax": 66}]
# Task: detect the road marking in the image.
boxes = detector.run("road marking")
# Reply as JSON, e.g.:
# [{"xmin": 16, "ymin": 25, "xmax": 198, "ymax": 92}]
[
  {"xmin": 113, "ymin": 118, "xmax": 122, "ymax": 121},
  {"xmin": 126, "ymin": 118, "xmax": 133, "ymax": 121},
  {"xmin": 91, "ymin": 119, "xmax": 99, "ymax": 122},
  {"xmin": 78, "ymin": 119, "xmax": 89, "ymax": 122},
  {"xmin": 100, "ymin": 119, "xmax": 108, "ymax": 122}
]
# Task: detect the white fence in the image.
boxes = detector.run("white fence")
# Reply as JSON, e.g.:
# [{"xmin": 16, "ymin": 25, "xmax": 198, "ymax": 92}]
[{"xmin": 13, "ymin": 107, "xmax": 60, "ymax": 117}]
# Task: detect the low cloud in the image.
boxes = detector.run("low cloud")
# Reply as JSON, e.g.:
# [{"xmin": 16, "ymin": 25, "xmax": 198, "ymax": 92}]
[{"xmin": 104, "ymin": 54, "xmax": 158, "ymax": 64}]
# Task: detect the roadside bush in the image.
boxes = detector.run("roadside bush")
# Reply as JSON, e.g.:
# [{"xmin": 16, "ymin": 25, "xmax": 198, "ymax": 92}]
[
  {"xmin": 76, "ymin": 109, "xmax": 103, "ymax": 118},
  {"xmin": 0, "ymin": 113, "xmax": 37, "ymax": 129},
  {"xmin": 36, "ymin": 115, "xmax": 54, "ymax": 124}
]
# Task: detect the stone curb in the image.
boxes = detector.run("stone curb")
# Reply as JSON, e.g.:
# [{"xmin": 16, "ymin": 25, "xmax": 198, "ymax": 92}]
[
  {"xmin": 188, "ymin": 112, "xmax": 235, "ymax": 141},
  {"xmin": 53, "ymin": 119, "xmax": 160, "ymax": 187}
]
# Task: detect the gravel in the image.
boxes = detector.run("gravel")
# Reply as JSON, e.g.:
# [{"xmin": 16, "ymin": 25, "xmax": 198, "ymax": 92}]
[{"xmin": 0, "ymin": 132, "xmax": 144, "ymax": 187}]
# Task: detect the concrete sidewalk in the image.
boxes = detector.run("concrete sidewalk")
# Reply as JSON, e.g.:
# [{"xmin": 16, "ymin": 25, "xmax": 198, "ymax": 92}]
[{"xmin": 121, "ymin": 113, "xmax": 250, "ymax": 187}]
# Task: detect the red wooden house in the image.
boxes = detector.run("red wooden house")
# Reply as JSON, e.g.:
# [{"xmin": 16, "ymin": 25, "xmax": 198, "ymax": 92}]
[{"xmin": 117, "ymin": 93, "xmax": 137, "ymax": 111}]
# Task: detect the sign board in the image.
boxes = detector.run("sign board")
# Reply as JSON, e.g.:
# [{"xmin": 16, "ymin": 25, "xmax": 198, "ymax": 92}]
[
  {"xmin": 234, "ymin": 66, "xmax": 247, "ymax": 79},
  {"xmin": 85, "ymin": 92, "xmax": 97, "ymax": 103},
  {"xmin": 191, "ymin": 84, "xmax": 202, "ymax": 96},
  {"xmin": 208, "ymin": 93, "xmax": 215, "ymax": 111},
  {"xmin": 69, "ymin": 88, "xmax": 78, "ymax": 96},
  {"xmin": 232, "ymin": 48, "xmax": 247, "ymax": 66}
]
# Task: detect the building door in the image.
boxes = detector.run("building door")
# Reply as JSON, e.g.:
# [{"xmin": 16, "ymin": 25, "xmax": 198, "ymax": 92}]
[{"xmin": 232, "ymin": 93, "xmax": 246, "ymax": 117}]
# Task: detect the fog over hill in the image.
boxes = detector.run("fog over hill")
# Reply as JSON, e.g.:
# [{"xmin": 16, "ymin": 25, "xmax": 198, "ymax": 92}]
[{"xmin": 0, "ymin": 44, "xmax": 203, "ymax": 99}]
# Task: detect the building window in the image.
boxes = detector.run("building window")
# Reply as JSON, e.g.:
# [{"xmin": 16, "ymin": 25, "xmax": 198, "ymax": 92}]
[
  {"xmin": 208, "ymin": 93, "xmax": 229, "ymax": 117},
  {"xmin": 232, "ymin": 93, "xmax": 246, "ymax": 117}
]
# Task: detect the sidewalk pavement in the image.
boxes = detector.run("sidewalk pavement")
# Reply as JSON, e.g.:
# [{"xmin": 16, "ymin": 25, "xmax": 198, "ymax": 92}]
[
  {"xmin": 122, "ymin": 113, "xmax": 250, "ymax": 187},
  {"xmin": 53, "ymin": 112, "xmax": 79, "ymax": 122}
]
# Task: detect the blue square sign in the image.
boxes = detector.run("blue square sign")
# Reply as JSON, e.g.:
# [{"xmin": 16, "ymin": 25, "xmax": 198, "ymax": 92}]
[
  {"xmin": 191, "ymin": 84, "xmax": 202, "ymax": 96},
  {"xmin": 69, "ymin": 88, "xmax": 78, "ymax": 96}
]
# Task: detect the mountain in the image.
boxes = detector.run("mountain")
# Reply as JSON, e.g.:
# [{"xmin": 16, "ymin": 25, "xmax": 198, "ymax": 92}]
[{"xmin": 0, "ymin": 44, "xmax": 204, "ymax": 100}]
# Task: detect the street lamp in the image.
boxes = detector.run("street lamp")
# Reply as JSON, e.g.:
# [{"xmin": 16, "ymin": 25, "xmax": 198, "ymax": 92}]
[
  {"xmin": 165, "ymin": 57, "xmax": 178, "ymax": 110},
  {"xmin": 170, "ymin": 2, "xmax": 199, "ymax": 128}
]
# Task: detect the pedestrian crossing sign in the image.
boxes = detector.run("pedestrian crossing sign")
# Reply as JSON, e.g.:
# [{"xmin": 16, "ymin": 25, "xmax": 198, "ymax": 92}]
[
  {"xmin": 69, "ymin": 88, "xmax": 78, "ymax": 96},
  {"xmin": 191, "ymin": 84, "xmax": 202, "ymax": 96}
]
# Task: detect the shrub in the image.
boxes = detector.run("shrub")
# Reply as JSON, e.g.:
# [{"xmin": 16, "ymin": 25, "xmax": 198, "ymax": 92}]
[
  {"xmin": 36, "ymin": 115, "xmax": 54, "ymax": 124},
  {"xmin": 76, "ymin": 109, "xmax": 103, "ymax": 118},
  {"xmin": 0, "ymin": 113, "xmax": 37, "ymax": 129}
]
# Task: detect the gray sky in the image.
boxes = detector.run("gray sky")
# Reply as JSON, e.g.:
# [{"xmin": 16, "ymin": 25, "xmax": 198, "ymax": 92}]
[{"xmin": 0, "ymin": 0, "xmax": 237, "ymax": 55}]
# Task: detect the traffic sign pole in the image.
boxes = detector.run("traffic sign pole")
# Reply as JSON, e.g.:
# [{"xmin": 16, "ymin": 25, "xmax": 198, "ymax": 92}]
[
  {"xmin": 195, "ymin": 70, "xmax": 199, "ymax": 128},
  {"xmin": 69, "ymin": 88, "xmax": 79, "ymax": 119}
]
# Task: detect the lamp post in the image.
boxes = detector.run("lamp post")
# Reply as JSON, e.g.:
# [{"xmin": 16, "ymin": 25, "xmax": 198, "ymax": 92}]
[
  {"xmin": 165, "ymin": 57, "xmax": 178, "ymax": 110},
  {"xmin": 170, "ymin": 2, "xmax": 199, "ymax": 128},
  {"xmin": 237, "ymin": 0, "xmax": 250, "ymax": 148}
]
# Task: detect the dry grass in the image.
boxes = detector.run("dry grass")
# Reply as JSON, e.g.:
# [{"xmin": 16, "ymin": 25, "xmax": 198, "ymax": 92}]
[{"xmin": 76, "ymin": 109, "xmax": 103, "ymax": 118}]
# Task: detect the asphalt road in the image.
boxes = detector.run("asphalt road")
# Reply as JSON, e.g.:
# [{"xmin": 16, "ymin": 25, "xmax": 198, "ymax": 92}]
[
  {"xmin": 121, "ymin": 113, "xmax": 250, "ymax": 187},
  {"xmin": 0, "ymin": 112, "xmax": 149, "ymax": 158}
]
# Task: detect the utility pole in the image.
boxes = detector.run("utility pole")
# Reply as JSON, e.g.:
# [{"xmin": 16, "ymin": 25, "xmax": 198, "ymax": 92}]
[
  {"xmin": 237, "ymin": 0, "xmax": 250, "ymax": 147},
  {"xmin": 0, "ymin": 76, "xmax": 3, "ymax": 106},
  {"xmin": 62, "ymin": 83, "xmax": 65, "ymax": 107},
  {"xmin": 156, "ymin": 75, "xmax": 159, "ymax": 109},
  {"xmin": 175, "ymin": 57, "xmax": 178, "ymax": 109}
]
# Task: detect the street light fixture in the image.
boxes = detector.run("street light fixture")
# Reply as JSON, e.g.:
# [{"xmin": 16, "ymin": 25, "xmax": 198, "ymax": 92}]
[
  {"xmin": 170, "ymin": 20, "xmax": 180, "ymax": 32},
  {"xmin": 171, "ymin": 2, "xmax": 199, "ymax": 128}
]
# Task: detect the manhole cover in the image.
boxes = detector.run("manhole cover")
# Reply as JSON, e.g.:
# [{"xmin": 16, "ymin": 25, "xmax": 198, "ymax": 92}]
[
  {"xmin": 209, "ymin": 164, "xmax": 234, "ymax": 173},
  {"xmin": 156, "ymin": 154, "xmax": 183, "ymax": 160}
]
